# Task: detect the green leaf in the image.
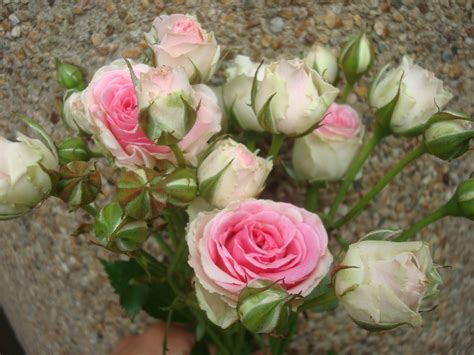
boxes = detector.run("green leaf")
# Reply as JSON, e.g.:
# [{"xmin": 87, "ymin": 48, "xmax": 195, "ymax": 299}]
[
  {"xmin": 190, "ymin": 339, "xmax": 211, "ymax": 355},
  {"xmin": 300, "ymin": 276, "xmax": 339, "ymax": 313},
  {"xmin": 142, "ymin": 280, "xmax": 189, "ymax": 322},
  {"xmin": 101, "ymin": 259, "xmax": 150, "ymax": 320}
]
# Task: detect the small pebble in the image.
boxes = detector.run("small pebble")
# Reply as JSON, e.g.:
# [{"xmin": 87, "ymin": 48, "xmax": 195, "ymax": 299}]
[
  {"xmin": 9, "ymin": 14, "xmax": 20, "ymax": 26},
  {"xmin": 270, "ymin": 17, "xmax": 284, "ymax": 33}
]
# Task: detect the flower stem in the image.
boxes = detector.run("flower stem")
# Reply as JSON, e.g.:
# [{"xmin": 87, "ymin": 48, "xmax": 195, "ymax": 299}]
[
  {"xmin": 328, "ymin": 124, "xmax": 387, "ymax": 222},
  {"xmin": 339, "ymin": 81, "xmax": 354, "ymax": 104},
  {"xmin": 304, "ymin": 181, "xmax": 325, "ymax": 212},
  {"xmin": 170, "ymin": 143, "xmax": 186, "ymax": 167},
  {"xmin": 268, "ymin": 134, "xmax": 285, "ymax": 159},
  {"xmin": 330, "ymin": 144, "xmax": 427, "ymax": 230},
  {"xmin": 394, "ymin": 202, "xmax": 454, "ymax": 242},
  {"xmin": 271, "ymin": 312, "xmax": 298, "ymax": 355},
  {"xmin": 232, "ymin": 326, "xmax": 246, "ymax": 355}
]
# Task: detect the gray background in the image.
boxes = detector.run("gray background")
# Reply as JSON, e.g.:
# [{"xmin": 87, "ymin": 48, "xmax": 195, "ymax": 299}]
[{"xmin": 1, "ymin": 0, "xmax": 473, "ymax": 354}]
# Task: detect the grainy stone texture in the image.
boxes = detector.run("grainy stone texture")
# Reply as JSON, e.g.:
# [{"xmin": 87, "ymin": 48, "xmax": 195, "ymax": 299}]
[{"xmin": 1, "ymin": 0, "xmax": 473, "ymax": 354}]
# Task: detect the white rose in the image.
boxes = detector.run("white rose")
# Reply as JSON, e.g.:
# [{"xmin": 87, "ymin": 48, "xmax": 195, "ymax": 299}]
[
  {"xmin": 254, "ymin": 59, "xmax": 339, "ymax": 136},
  {"xmin": 223, "ymin": 55, "xmax": 266, "ymax": 132},
  {"xmin": 335, "ymin": 240, "xmax": 442, "ymax": 329},
  {"xmin": 0, "ymin": 134, "xmax": 58, "ymax": 219},
  {"xmin": 304, "ymin": 45, "xmax": 338, "ymax": 84},
  {"xmin": 370, "ymin": 56, "xmax": 453, "ymax": 135},
  {"xmin": 197, "ymin": 138, "xmax": 272, "ymax": 208},
  {"xmin": 293, "ymin": 103, "xmax": 364, "ymax": 182},
  {"xmin": 147, "ymin": 14, "xmax": 220, "ymax": 83}
]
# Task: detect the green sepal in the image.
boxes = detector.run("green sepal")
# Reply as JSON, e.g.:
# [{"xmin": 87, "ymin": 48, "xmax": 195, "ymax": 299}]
[
  {"xmin": 198, "ymin": 159, "xmax": 233, "ymax": 201},
  {"xmin": 189, "ymin": 59, "xmax": 203, "ymax": 84},
  {"xmin": 359, "ymin": 229, "xmax": 402, "ymax": 242},
  {"xmin": 181, "ymin": 96, "xmax": 199, "ymax": 134},
  {"xmin": 161, "ymin": 167, "xmax": 198, "ymax": 206},
  {"xmin": 250, "ymin": 60, "xmax": 265, "ymax": 113},
  {"xmin": 373, "ymin": 72, "xmax": 404, "ymax": 135},
  {"xmin": 55, "ymin": 58, "xmax": 86, "ymax": 90},
  {"xmin": 368, "ymin": 63, "xmax": 391, "ymax": 100},
  {"xmin": 124, "ymin": 57, "xmax": 139, "ymax": 88},
  {"xmin": 300, "ymin": 275, "xmax": 338, "ymax": 313},
  {"xmin": 56, "ymin": 161, "xmax": 101, "ymax": 207},
  {"xmin": 257, "ymin": 92, "xmax": 277, "ymax": 133},
  {"xmin": 15, "ymin": 113, "xmax": 59, "ymax": 162}
]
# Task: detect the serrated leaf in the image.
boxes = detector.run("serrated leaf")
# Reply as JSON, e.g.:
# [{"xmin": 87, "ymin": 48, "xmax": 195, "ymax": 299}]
[{"xmin": 101, "ymin": 259, "xmax": 150, "ymax": 320}]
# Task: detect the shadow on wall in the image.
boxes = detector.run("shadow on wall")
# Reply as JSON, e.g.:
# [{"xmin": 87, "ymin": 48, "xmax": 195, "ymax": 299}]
[{"xmin": 0, "ymin": 308, "xmax": 24, "ymax": 355}]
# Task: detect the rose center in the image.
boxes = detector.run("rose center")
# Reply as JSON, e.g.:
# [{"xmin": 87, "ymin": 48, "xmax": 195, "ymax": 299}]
[{"xmin": 172, "ymin": 20, "xmax": 198, "ymax": 34}]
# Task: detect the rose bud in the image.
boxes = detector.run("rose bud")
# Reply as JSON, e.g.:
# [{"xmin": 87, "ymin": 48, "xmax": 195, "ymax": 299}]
[
  {"xmin": 187, "ymin": 200, "xmax": 333, "ymax": 328},
  {"xmin": 57, "ymin": 137, "xmax": 92, "ymax": 164},
  {"xmin": 292, "ymin": 103, "xmax": 364, "ymax": 182},
  {"xmin": 56, "ymin": 161, "xmax": 102, "ymax": 208},
  {"xmin": 161, "ymin": 167, "xmax": 198, "ymax": 206},
  {"xmin": 0, "ymin": 133, "xmax": 58, "ymax": 220},
  {"xmin": 452, "ymin": 178, "xmax": 474, "ymax": 221},
  {"xmin": 254, "ymin": 59, "xmax": 338, "ymax": 136},
  {"xmin": 338, "ymin": 32, "xmax": 373, "ymax": 85},
  {"xmin": 335, "ymin": 240, "xmax": 442, "ymax": 330},
  {"xmin": 147, "ymin": 14, "xmax": 220, "ymax": 83},
  {"xmin": 55, "ymin": 59, "xmax": 86, "ymax": 90},
  {"xmin": 223, "ymin": 55, "xmax": 266, "ymax": 132},
  {"xmin": 304, "ymin": 45, "xmax": 338, "ymax": 84},
  {"xmin": 237, "ymin": 280, "xmax": 293, "ymax": 334},
  {"xmin": 95, "ymin": 202, "xmax": 148, "ymax": 252},
  {"xmin": 197, "ymin": 138, "xmax": 272, "ymax": 209},
  {"xmin": 117, "ymin": 168, "xmax": 166, "ymax": 220},
  {"xmin": 423, "ymin": 112, "xmax": 473, "ymax": 161},
  {"xmin": 62, "ymin": 91, "xmax": 93, "ymax": 135},
  {"xmin": 369, "ymin": 56, "xmax": 453, "ymax": 136},
  {"xmin": 82, "ymin": 59, "xmax": 221, "ymax": 167}
]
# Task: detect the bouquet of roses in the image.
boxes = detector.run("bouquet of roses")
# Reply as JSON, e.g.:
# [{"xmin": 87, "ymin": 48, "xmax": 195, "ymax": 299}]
[{"xmin": 1, "ymin": 13, "xmax": 473, "ymax": 354}]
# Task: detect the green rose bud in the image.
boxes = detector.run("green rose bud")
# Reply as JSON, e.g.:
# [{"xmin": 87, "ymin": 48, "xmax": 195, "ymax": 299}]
[
  {"xmin": 161, "ymin": 167, "xmax": 198, "ymax": 206},
  {"xmin": 56, "ymin": 161, "xmax": 101, "ymax": 207},
  {"xmin": 237, "ymin": 280, "xmax": 295, "ymax": 334},
  {"xmin": 452, "ymin": 179, "xmax": 474, "ymax": 221},
  {"xmin": 424, "ymin": 114, "xmax": 473, "ymax": 161},
  {"xmin": 339, "ymin": 32, "xmax": 374, "ymax": 85},
  {"xmin": 57, "ymin": 137, "xmax": 92, "ymax": 164},
  {"xmin": 55, "ymin": 59, "xmax": 86, "ymax": 91},
  {"xmin": 94, "ymin": 202, "xmax": 148, "ymax": 252},
  {"xmin": 117, "ymin": 168, "xmax": 166, "ymax": 220}
]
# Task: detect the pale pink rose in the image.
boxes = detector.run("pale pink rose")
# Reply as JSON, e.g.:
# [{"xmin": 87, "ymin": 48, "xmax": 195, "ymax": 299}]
[
  {"xmin": 317, "ymin": 103, "xmax": 362, "ymax": 138},
  {"xmin": 82, "ymin": 60, "xmax": 221, "ymax": 167},
  {"xmin": 186, "ymin": 199, "xmax": 333, "ymax": 328},
  {"xmin": 147, "ymin": 14, "xmax": 220, "ymax": 82},
  {"xmin": 293, "ymin": 103, "xmax": 365, "ymax": 182},
  {"xmin": 254, "ymin": 59, "xmax": 339, "ymax": 135}
]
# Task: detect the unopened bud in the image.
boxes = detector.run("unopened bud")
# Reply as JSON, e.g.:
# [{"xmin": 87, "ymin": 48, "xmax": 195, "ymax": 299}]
[
  {"xmin": 424, "ymin": 116, "xmax": 473, "ymax": 161},
  {"xmin": 237, "ymin": 280, "xmax": 293, "ymax": 334},
  {"xmin": 117, "ymin": 168, "xmax": 166, "ymax": 220},
  {"xmin": 339, "ymin": 32, "xmax": 373, "ymax": 84},
  {"xmin": 55, "ymin": 59, "xmax": 86, "ymax": 90},
  {"xmin": 56, "ymin": 161, "xmax": 101, "ymax": 207},
  {"xmin": 57, "ymin": 137, "xmax": 92, "ymax": 164},
  {"xmin": 161, "ymin": 167, "xmax": 198, "ymax": 206},
  {"xmin": 94, "ymin": 202, "xmax": 148, "ymax": 252},
  {"xmin": 452, "ymin": 179, "xmax": 474, "ymax": 221}
]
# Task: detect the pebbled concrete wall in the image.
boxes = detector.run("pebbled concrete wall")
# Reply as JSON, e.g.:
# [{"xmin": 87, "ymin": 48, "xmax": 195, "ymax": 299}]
[{"xmin": 1, "ymin": 1, "xmax": 473, "ymax": 353}]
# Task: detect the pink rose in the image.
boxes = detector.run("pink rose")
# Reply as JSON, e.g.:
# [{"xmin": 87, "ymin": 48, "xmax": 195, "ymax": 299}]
[
  {"xmin": 82, "ymin": 60, "xmax": 221, "ymax": 167},
  {"xmin": 293, "ymin": 103, "xmax": 365, "ymax": 182},
  {"xmin": 186, "ymin": 199, "xmax": 333, "ymax": 328},
  {"xmin": 147, "ymin": 14, "xmax": 220, "ymax": 83}
]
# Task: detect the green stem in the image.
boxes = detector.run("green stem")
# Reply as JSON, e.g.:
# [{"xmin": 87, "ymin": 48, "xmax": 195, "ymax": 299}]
[
  {"xmin": 170, "ymin": 143, "xmax": 186, "ymax": 167},
  {"xmin": 272, "ymin": 312, "xmax": 298, "ymax": 355},
  {"xmin": 167, "ymin": 238, "xmax": 187, "ymax": 297},
  {"xmin": 304, "ymin": 181, "xmax": 325, "ymax": 212},
  {"xmin": 232, "ymin": 326, "xmax": 246, "ymax": 355},
  {"xmin": 339, "ymin": 81, "xmax": 354, "ymax": 104},
  {"xmin": 330, "ymin": 145, "xmax": 427, "ymax": 230},
  {"xmin": 394, "ymin": 203, "xmax": 453, "ymax": 242},
  {"xmin": 268, "ymin": 134, "xmax": 285, "ymax": 159},
  {"xmin": 328, "ymin": 124, "xmax": 387, "ymax": 222}
]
